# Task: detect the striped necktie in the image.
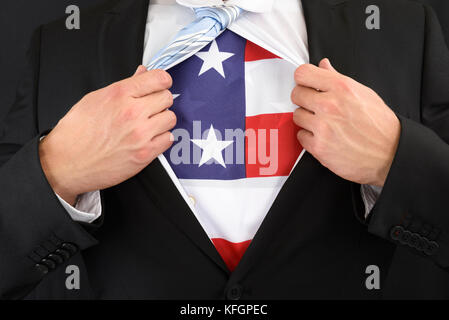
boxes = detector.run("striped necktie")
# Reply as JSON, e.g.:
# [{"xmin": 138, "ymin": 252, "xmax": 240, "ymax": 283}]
[{"xmin": 146, "ymin": 5, "xmax": 243, "ymax": 71}]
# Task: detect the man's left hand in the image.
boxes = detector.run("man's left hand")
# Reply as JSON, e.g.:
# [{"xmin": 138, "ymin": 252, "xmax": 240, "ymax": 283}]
[{"xmin": 291, "ymin": 58, "xmax": 401, "ymax": 187}]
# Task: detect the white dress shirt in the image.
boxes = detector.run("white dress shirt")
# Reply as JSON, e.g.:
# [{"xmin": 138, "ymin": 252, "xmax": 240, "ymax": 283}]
[{"xmin": 61, "ymin": 0, "xmax": 381, "ymax": 223}]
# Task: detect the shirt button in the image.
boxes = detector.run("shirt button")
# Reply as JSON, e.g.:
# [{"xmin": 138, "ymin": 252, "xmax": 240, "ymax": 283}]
[
  {"xmin": 188, "ymin": 195, "xmax": 196, "ymax": 207},
  {"xmin": 226, "ymin": 284, "xmax": 243, "ymax": 300}
]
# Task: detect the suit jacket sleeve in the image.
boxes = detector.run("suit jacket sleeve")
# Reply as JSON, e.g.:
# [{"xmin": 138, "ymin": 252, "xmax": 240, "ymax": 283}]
[
  {"xmin": 0, "ymin": 27, "xmax": 99, "ymax": 299},
  {"xmin": 367, "ymin": 5, "xmax": 449, "ymax": 269}
]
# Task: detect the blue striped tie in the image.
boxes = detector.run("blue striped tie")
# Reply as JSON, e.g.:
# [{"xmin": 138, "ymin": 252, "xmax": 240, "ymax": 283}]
[{"xmin": 146, "ymin": 5, "xmax": 243, "ymax": 71}]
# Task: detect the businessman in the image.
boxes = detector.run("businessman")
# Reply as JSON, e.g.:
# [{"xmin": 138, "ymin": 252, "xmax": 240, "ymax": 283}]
[{"xmin": 1, "ymin": 0, "xmax": 449, "ymax": 299}]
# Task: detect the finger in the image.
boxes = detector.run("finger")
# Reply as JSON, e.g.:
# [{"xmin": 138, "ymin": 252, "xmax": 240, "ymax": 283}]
[
  {"xmin": 297, "ymin": 129, "xmax": 314, "ymax": 152},
  {"xmin": 125, "ymin": 69, "xmax": 173, "ymax": 98},
  {"xmin": 294, "ymin": 63, "xmax": 336, "ymax": 92},
  {"xmin": 293, "ymin": 107, "xmax": 318, "ymax": 133},
  {"xmin": 137, "ymin": 89, "xmax": 174, "ymax": 117},
  {"xmin": 133, "ymin": 65, "xmax": 148, "ymax": 76},
  {"xmin": 147, "ymin": 109, "xmax": 177, "ymax": 138},
  {"xmin": 291, "ymin": 85, "xmax": 323, "ymax": 113},
  {"xmin": 150, "ymin": 131, "xmax": 175, "ymax": 157},
  {"xmin": 318, "ymin": 58, "xmax": 338, "ymax": 73}
]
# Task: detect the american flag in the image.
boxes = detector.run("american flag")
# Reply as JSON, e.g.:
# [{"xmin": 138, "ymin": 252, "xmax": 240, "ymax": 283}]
[{"xmin": 165, "ymin": 30, "xmax": 304, "ymax": 271}]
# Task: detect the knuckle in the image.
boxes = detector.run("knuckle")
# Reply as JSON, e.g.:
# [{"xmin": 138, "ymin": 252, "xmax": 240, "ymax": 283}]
[
  {"xmin": 82, "ymin": 91, "xmax": 96, "ymax": 102},
  {"xmin": 298, "ymin": 64, "xmax": 311, "ymax": 73},
  {"xmin": 297, "ymin": 131, "xmax": 313, "ymax": 152},
  {"xmin": 317, "ymin": 121, "xmax": 330, "ymax": 136},
  {"xmin": 133, "ymin": 147, "xmax": 152, "ymax": 164},
  {"xmin": 163, "ymin": 89, "xmax": 174, "ymax": 107},
  {"xmin": 293, "ymin": 108, "xmax": 302, "ymax": 123},
  {"xmin": 296, "ymin": 130, "xmax": 305, "ymax": 142},
  {"xmin": 294, "ymin": 69, "xmax": 301, "ymax": 83},
  {"xmin": 294, "ymin": 64, "xmax": 309, "ymax": 82},
  {"xmin": 108, "ymin": 83, "xmax": 126, "ymax": 98},
  {"xmin": 311, "ymin": 138, "xmax": 324, "ymax": 157},
  {"xmin": 118, "ymin": 106, "xmax": 139, "ymax": 123},
  {"xmin": 297, "ymin": 129, "xmax": 308, "ymax": 142},
  {"xmin": 303, "ymin": 63, "xmax": 315, "ymax": 71},
  {"xmin": 166, "ymin": 110, "xmax": 177, "ymax": 127},
  {"xmin": 130, "ymin": 127, "xmax": 145, "ymax": 143},
  {"xmin": 130, "ymin": 78, "xmax": 143, "ymax": 95},
  {"xmin": 319, "ymin": 99, "xmax": 338, "ymax": 114},
  {"xmin": 335, "ymin": 78, "xmax": 351, "ymax": 93},
  {"xmin": 153, "ymin": 69, "xmax": 172, "ymax": 88},
  {"xmin": 158, "ymin": 133, "xmax": 175, "ymax": 150},
  {"xmin": 291, "ymin": 87, "xmax": 299, "ymax": 104}
]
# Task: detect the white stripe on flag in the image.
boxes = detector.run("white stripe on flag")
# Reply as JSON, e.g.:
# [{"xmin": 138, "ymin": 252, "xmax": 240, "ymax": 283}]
[
  {"xmin": 179, "ymin": 176, "xmax": 288, "ymax": 243},
  {"xmin": 245, "ymin": 58, "xmax": 298, "ymax": 117}
]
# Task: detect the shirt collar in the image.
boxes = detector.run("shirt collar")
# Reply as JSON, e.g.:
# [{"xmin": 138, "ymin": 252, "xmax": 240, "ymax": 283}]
[{"xmin": 175, "ymin": 0, "xmax": 275, "ymax": 13}]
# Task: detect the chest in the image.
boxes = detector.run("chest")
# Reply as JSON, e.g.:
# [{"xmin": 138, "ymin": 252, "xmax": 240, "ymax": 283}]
[{"xmin": 161, "ymin": 30, "xmax": 304, "ymax": 270}]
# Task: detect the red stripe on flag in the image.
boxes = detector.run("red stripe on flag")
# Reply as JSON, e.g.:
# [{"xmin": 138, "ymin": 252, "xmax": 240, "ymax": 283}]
[
  {"xmin": 212, "ymin": 238, "xmax": 251, "ymax": 272},
  {"xmin": 245, "ymin": 40, "xmax": 281, "ymax": 62},
  {"xmin": 245, "ymin": 113, "xmax": 303, "ymax": 178}
]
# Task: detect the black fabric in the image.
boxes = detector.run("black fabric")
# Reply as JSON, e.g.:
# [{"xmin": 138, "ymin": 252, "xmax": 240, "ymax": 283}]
[
  {"xmin": 1, "ymin": 0, "xmax": 449, "ymax": 299},
  {"xmin": 0, "ymin": 0, "xmax": 107, "ymax": 122},
  {"xmin": 420, "ymin": 0, "xmax": 449, "ymax": 46}
]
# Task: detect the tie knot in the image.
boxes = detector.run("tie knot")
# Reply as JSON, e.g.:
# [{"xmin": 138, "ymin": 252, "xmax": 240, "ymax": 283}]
[{"xmin": 194, "ymin": 5, "xmax": 242, "ymax": 31}]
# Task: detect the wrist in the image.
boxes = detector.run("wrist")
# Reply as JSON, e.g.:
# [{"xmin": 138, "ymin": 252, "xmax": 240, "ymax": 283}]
[
  {"xmin": 372, "ymin": 117, "xmax": 401, "ymax": 187},
  {"xmin": 372, "ymin": 163, "xmax": 390, "ymax": 187},
  {"xmin": 39, "ymin": 135, "xmax": 80, "ymax": 206}
]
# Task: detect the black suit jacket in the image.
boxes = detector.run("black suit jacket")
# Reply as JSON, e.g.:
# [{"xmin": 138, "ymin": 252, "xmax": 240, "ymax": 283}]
[{"xmin": 1, "ymin": 0, "xmax": 449, "ymax": 300}]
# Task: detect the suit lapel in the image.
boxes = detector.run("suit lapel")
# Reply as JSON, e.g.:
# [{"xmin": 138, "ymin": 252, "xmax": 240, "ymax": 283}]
[
  {"xmin": 98, "ymin": 0, "xmax": 230, "ymax": 274},
  {"xmin": 229, "ymin": 0, "xmax": 360, "ymax": 282},
  {"xmin": 138, "ymin": 160, "xmax": 230, "ymax": 274},
  {"xmin": 303, "ymin": 0, "xmax": 361, "ymax": 75},
  {"xmin": 99, "ymin": 0, "xmax": 149, "ymax": 87}
]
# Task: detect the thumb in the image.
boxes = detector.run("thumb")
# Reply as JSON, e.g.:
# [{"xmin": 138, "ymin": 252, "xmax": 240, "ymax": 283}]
[
  {"xmin": 319, "ymin": 58, "xmax": 338, "ymax": 73},
  {"xmin": 133, "ymin": 65, "xmax": 148, "ymax": 76}
]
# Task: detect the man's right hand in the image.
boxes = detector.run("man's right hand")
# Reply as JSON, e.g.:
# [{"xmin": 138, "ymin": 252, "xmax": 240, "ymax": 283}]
[{"xmin": 39, "ymin": 66, "xmax": 176, "ymax": 205}]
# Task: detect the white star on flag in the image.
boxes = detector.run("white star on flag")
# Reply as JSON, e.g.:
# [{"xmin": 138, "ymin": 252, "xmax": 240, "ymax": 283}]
[
  {"xmin": 191, "ymin": 125, "xmax": 234, "ymax": 168},
  {"xmin": 195, "ymin": 40, "xmax": 234, "ymax": 78}
]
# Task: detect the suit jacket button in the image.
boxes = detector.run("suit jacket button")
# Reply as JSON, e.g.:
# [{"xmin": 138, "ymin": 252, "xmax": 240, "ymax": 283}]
[
  {"xmin": 424, "ymin": 241, "xmax": 439, "ymax": 256},
  {"xmin": 55, "ymin": 249, "xmax": 70, "ymax": 261},
  {"xmin": 399, "ymin": 230, "xmax": 412, "ymax": 245},
  {"xmin": 35, "ymin": 263, "xmax": 49, "ymax": 275},
  {"xmin": 47, "ymin": 253, "xmax": 64, "ymax": 265},
  {"xmin": 416, "ymin": 237, "xmax": 427, "ymax": 252},
  {"xmin": 61, "ymin": 243, "xmax": 78, "ymax": 255},
  {"xmin": 41, "ymin": 258, "xmax": 56, "ymax": 270},
  {"xmin": 409, "ymin": 233, "xmax": 420, "ymax": 248},
  {"xmin": 390, "ymin": 226, "xmax": 404, "ymax": 241},
  {"xmin": 227, "ymin": 284, "xmax": 243, "ymax": 300}
]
